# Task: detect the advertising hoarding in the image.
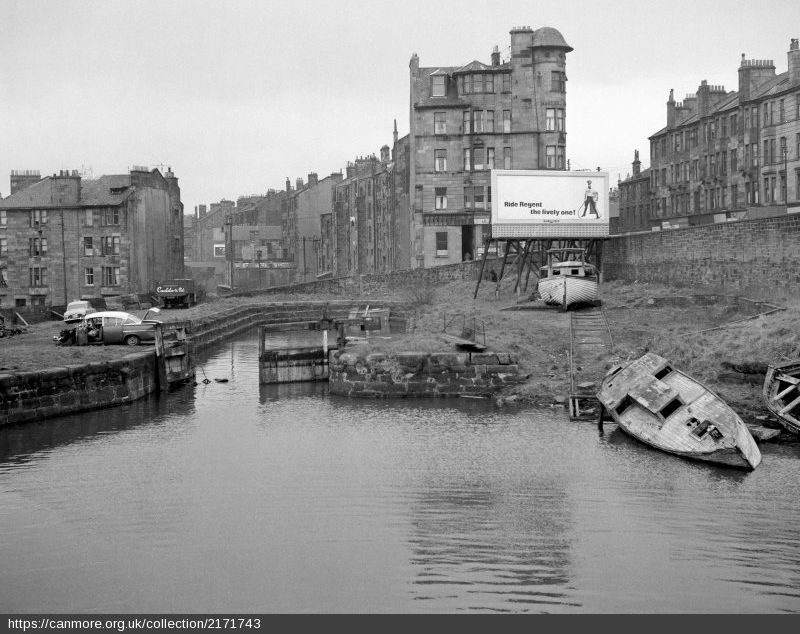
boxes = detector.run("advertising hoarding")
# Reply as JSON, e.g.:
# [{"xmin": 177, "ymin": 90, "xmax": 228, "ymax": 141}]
[
  {"xmin": 490, "ymin": 170, "xmax": 609, "ymax": 238},
  {"xmin": 213, "ymin": 244, "xmax": 226, "ymax": 258}
]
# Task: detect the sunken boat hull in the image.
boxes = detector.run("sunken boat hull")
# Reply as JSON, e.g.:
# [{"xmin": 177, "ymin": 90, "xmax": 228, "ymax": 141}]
[
  {"xmin": 538, "ymin": 274, "xmax": 599, "ymax": 309},
  {"xmin": 597, "ymin": 353, "xmax": 761, "ymax": 470},
  {"xmin": 763, "ymin": 360, "xmax": 800, "ymax": 434}
]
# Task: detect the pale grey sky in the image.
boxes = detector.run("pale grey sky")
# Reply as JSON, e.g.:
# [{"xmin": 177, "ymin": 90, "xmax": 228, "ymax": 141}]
[{"xmin": 1, "ymin": 0, "xmax": 798, "ymax": 213}]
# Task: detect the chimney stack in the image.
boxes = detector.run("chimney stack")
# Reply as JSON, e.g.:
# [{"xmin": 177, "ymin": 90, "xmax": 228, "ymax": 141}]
[
  {"xmin": 10, "ymin": 170, "xmax": 41, "ymax": 195},
  {"xmin": 295, "ymin": 177, "xmax": 304, "ymax": 190},
  {"xmin": 789, "ymin": 38, "xmax": 800, "ymax": 86},
  {"xmin": 307, "ymin": 172, "xmax": 318, "ymax": 186},
  {"xmin": 491, "ymin": 45, "xmax": 500, "ymax": 67}
]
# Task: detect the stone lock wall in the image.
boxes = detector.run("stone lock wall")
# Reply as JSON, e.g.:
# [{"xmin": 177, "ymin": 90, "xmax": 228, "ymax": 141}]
[
  {"xmin": 328, "ymin": 350, "xmax": 526, "ymax": 398},
  {"xmin": 0, "ymin": 352, "xmax": 158, "ymax": 425}
]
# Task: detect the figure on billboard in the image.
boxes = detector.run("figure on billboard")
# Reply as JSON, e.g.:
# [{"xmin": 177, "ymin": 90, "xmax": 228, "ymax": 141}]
[{"xmin": 580, "ymin": 180, "xmax": 600, "ymax": 218}]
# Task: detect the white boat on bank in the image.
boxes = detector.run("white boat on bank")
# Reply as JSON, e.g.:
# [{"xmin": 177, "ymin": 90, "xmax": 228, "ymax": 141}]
[
  {"xmin": 537, "ymin": 247, "xmax": 599, "ymax": 310},
  {"xmin": 597, "ymin": 352, "xmax": 762, "ymax": 470}
]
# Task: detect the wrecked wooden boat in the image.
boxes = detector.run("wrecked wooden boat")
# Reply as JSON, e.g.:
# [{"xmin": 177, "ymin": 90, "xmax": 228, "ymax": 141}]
[
  {"xmin": 763, "ymin": 360, "xmax": 800, "ymax": 434},
  {"xmin": 537, "ymin": 247, "xmax": 598, "ymax": 310},
  {"xmin": 597, "ymin": 352, "xmax": 761, "ymax": 470}
]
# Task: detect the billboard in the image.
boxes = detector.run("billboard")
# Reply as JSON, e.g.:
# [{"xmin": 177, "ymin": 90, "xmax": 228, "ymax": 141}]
[
  {"xmin": 491, "ymin": 170, "xmax": 609, "ymax": 238},
  {"xmin": 213, "ymin": 244, "xmax": 226, "ymax": 258}
]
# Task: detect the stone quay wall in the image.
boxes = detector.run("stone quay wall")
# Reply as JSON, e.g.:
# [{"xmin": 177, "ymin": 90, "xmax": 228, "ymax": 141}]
[
  {"xmin": 0, "ymin": 301, "xmax": 405, "ymax": 426},
  {"xmin": 603, "ymin": 215, "xmax": 800, "ymax": 292},
  {"xmin": 0, "ymin": 352, "xmax": 158, "ymax": 426},
  {"xmin": 329, "ymin": 350, "xmax": 527, "ymax": 398}
]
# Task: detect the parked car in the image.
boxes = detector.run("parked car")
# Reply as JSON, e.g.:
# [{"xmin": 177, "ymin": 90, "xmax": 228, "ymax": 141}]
[
  {"xmin": 80, "ymin": 309, "xmax": 162, "ymax": 346},
  {"xmin": 63, "ymin": 300, "xmax": 96, "ymax": 323}
]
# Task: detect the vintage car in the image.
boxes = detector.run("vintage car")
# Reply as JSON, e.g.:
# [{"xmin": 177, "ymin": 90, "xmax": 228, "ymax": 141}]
[
  {"xmin": 63, "ymin": 300, "xmax": 96, "ymax": 323},
  {"xmin": 80, "ymin": 309, "xmax": 161, "ymax": 346}
]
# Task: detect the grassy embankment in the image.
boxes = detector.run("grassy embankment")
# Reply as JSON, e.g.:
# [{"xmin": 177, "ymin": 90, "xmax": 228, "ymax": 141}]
[{"xmin": 2, "ymin": 278, "xmax": 798, "ymax": 420}]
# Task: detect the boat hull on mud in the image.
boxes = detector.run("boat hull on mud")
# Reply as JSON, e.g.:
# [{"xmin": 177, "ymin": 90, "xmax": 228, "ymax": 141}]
[
  {"xmin": 763, "ymin": 360, "xmax": 800, "ymax": 434},
  {"xmin": 538, "ymin": 274, "xmax": 599, "ymax": 309},
  {"xmin": 598, "ymin": 352, "xmax": 761, "ymax": 470}
]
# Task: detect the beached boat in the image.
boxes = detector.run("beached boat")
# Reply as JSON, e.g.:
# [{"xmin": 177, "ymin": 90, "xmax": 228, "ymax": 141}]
[
  {"xmin": 763, "ymin": 359, "xmax": 800, "ymax": 434},
  {"xmin": 597, "ymin": 352, "xmax": 762, "ymax": 470},
  {"xmin": 537, "ymin": 247, "xmax": 598, "ymax": 310}
]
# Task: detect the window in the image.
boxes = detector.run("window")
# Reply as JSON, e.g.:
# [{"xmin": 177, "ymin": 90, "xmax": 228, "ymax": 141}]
[
  {"xmin": 503, "ymin": 147, "xmax": 512, "ymax": 170},
  {"xmin": 473, "ymin": 186, "xmax": 485, "ymax": 209},
  {"xmin": 434, "ymin": 149, "xmax": 447, "ymax": 172},
  {"xmin": 431, "ymin": 75, "xmax": 446, "ymax": 97},
  {"xmin": 0, "ymin": 237, "xmax": 6, "ymax": 256},
  {"xmin": 101, "ymin": 235, "xmax": 121, "ymax": 255},
  {"xmin": 720, "ymin": 117, "xmax": 727, "ymax": 138},
  {"xmin": 434, "ymin": 112, "xmax": 446, "ymax": 134},
  {"xmin": 503, "ymin": 110, "xmax": 511, "ymax": 133},
  {"xmin": 29, "ymin": 266, "xmax": 47, "ymax": 287},
  {"xmin": 463, "ymin": 148, "xmax": 472, "ymax": 171},
  {"xmin": 464, "ymin": 186, "xmax": 473, "ymax": 209},
  {"xmin": 487, "ymin": 148, "xmax": 495, "ymax": 169},
  {"xmin": 484, "ymin": 74, "xmax": 494, "ymax": 93},
  {"xmin": 102, "ymin": 208, "xmax": 120, "ymax": 226},
  {"xmin": 102, "ymin": 266, "xmax": 120, "ymax": 286},
  {"xmin": 764, "ymin": 177, "xmax": 771, "ymax": 203},
  {"xmin": 474, "ymin": 110, "xmax": 483, "ymax": 133},
  {"xmin": 0, "ymin": 210, "xmax": 6, "ymax": 226},
  {"xmin": 546, "ymin": 108, "xmax": 556, "ymax": 131},
  {"xmin": 83, "ymin": 236, "xmax": 93, "ymax": 256},
  {"xmin": 473, "ymin": 147, "xmax": 484, "ymax": 170},
  {"xmin": 485, "ymin": 110, "xmax": 494, "ymax": 133},
  {"xmin": 730, "ymin": 113, "xmax": 738, "ymax": 135},
  {"xmin": 730, "ymin": 149, "xmax": 738, "ymax": 172},
  {"xmin": 29, "ymin": 237, "xmax": 47, "ymax": 256},
  {"xmin": 556, "ymin": 108, "xmax": 565, "ymax": 132},
  {"xmin": 30, "ymin": 209, "xmax": 47, "ymax": 226},
  {"xmin": 0, "ymin": 266, "xmax": 7, "ymax": 287},
  {"xmin": 84, "ymin": 209, "xmax": 93, "ymax": 227},
  {"xmin": 546, "ymin": 145, "xmax": 556, "ymax": 169},
  {"xmin": 435, "ymin": 231, "xmax": 448, "ymax": 257},
  {"xmin": 84, "ymin": 267, "xmax": 94, "ymax": 286},
  {"xmin": 752, "ymin": 144, "xmax": 759, "ymax": 167},
  {"xmin": 502, "ymin": 73, "xmax": 510, "ymax": 92},
  {"xmin": 551, "ymin": 71, "xmax": 566, "ymax": 92},
  {"xmin": 463, "ymin": 111, "xmax": 471, "ymax": 134},
  {"xmin": 434, "ymin": 187, "xmax": 447, "ymax": 210},
  {"xmin": 779, "ymin": 99, "xmax": 785, "ymax": 123}
]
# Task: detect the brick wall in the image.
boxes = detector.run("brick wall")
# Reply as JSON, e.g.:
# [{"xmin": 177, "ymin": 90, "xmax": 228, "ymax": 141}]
[{"xmin": 604, "ymin": 215, "xmax": 800, "ymax": 293}]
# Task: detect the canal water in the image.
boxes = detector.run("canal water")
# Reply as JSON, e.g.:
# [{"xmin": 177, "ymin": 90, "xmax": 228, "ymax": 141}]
[{"xmin": 1, "ymin": 329, "xmax": 800, "ymax": 613}]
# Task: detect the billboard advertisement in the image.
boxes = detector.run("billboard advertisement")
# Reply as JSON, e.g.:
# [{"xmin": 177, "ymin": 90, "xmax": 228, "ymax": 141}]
[
  {"xmin": 213, "ymin": 244, "xmax": 226, "ymax": 258},
  {"xmin": 490, "ymin": 170, "xmax": 609, "ymax": 238}
]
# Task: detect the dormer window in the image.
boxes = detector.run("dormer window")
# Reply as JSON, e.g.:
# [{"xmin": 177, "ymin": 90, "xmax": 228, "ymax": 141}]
[{"xmin": 432, "ymin": 75, "xmax": 446, "ymax": 97}]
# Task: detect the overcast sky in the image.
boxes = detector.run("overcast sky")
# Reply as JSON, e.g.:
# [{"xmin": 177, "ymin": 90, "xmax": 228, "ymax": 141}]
[{"xmin": 1, "ymin": 0, "xmax": 798, "ymax": 213}]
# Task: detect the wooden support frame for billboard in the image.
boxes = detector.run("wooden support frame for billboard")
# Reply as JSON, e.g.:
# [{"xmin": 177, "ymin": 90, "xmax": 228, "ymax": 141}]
[{"xmin": 473, "ymin": 235, "xmax": 605, "ymax": 299}]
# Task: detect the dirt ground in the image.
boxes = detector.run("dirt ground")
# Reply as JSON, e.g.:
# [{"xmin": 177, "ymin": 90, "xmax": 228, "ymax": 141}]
[{"xmin": 2, "ymin": 278, "xmax": 796, "ymax": 422}]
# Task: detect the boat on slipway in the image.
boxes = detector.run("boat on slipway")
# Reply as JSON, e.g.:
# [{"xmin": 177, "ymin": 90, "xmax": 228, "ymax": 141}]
[
  {"xmin": 763, "ymin": 359, "xmax": 800, "ymax": 434},
  {"xmin": 537, "ymin": 247, "xmax": 598, "ymax": 310},
  {"xmin": 597, "ymin": 352, "xmax": 762, "ymax": 470}
]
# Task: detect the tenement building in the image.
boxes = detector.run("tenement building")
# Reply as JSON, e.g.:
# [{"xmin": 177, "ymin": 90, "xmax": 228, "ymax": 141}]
[
  {"xmin": 617, "ymin": 151, "xmax": 651, "ymax": 233},
  {"xmin": 0, "ymin": 167, "xmax": 184, "ymax": 310},
  {"xmin": 409, "ymin": 25, "xmax": 573, "ymax": 267},
  {"xmin": 639, "ymin": 39, "xmax": 800, "ymax": 232}
]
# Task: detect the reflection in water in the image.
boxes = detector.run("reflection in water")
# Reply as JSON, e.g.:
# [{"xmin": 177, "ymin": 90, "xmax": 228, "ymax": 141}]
[{"xmin": 1, "ymin": 329, "xmax": 800, "ymax": 613}]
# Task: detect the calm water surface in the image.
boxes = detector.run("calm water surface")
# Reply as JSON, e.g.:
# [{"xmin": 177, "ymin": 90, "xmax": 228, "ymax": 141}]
[{"xmin": 1, "ymin": 329, "xmax": 800, "ymax": 613}]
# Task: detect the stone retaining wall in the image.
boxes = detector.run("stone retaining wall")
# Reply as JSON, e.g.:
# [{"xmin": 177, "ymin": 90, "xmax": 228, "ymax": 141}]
[
  {"xmin": 604, "ymin": 215, "xmax": 800, "ymax": 293},
  {"xmin": 0, "ymin": 352, "xmax": 157, "ymax": 425},
  {"xmin": 328, "ymin": 350, "xmax": 527, "ymax": 398}
]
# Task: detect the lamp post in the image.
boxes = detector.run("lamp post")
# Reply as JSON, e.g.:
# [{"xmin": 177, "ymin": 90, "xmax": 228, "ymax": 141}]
[{"xmin": 225, "ymin": 216, "xmax": 234, "ymax": 288}]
